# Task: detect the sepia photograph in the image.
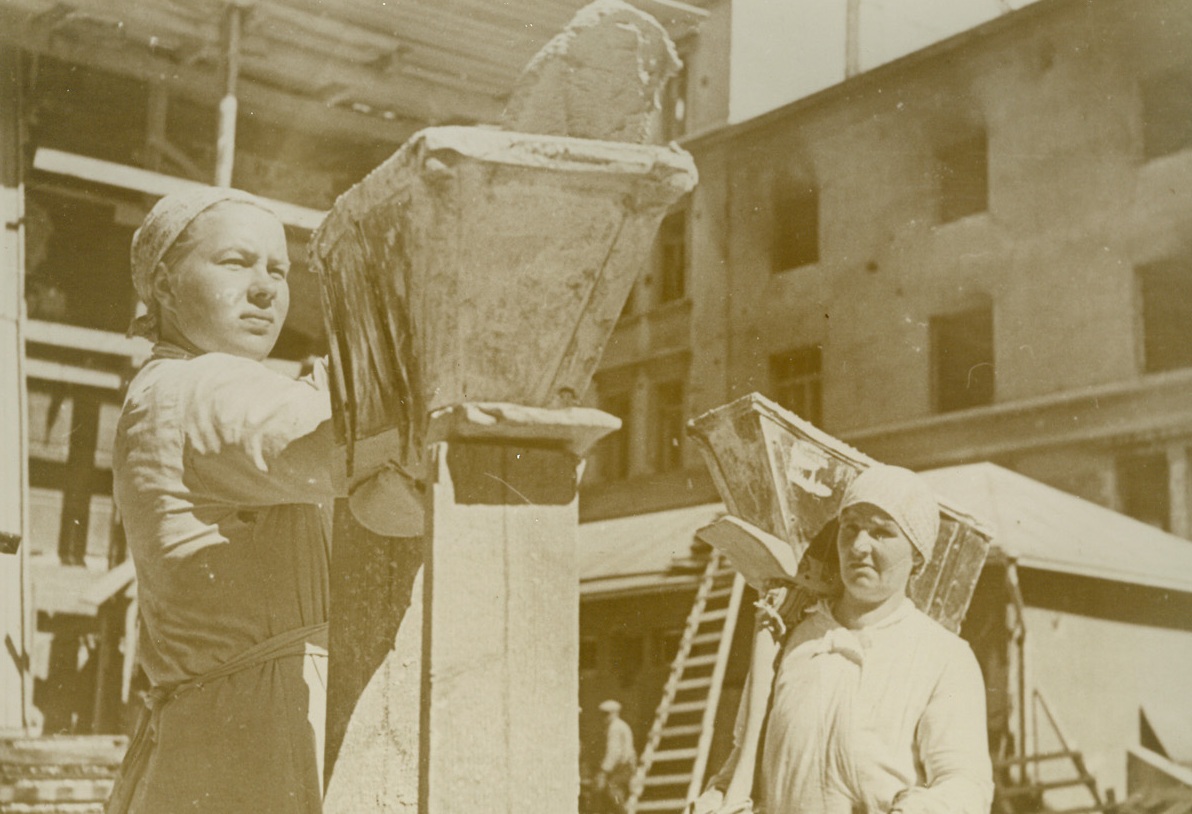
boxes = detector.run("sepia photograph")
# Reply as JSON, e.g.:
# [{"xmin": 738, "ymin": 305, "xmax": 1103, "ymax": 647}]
[{"xmin": 1, "ymin": 1, "xmax": 1191, "ymax": 812}]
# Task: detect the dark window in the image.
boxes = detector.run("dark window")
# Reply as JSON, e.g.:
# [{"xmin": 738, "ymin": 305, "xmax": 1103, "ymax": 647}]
[
  {"xmin": 772, "ymin": 181, "xmax": 819, "ymax": 272},
  {"xmin": 770, "ymin": 345, "xmax": 823, "ymax": 426},
  {"xmin": 610, "ymin": 631, "xmax": 644, "ymax": 688},
  {"xmin": 662, "ymin": 57, "xmax": 688, "ymax": 141},
  {"xmin": 1142, "ymin": 70, "xmax": 1192, "ymax": 160},
  {"xmin": 937, "ymin": 131, "xmax": 988, "ymax": 223},
  {"xmin": 598, "ymin": 390, "xmax": 632, "ymax": 481},
  {"xmin": 652, "ymin": 380, "xmax": 685, "ymax": 473},
  {"xmin": 1117, "ymin": 452, "xmax": 1170, "ymax": 530},
  {"xmin": 931, "ymin": 306, "xmax": 994, "ymax": 412},
  {"xmin": 25, "ymin": 189, "xmax": 136, "ymax": 334},
  {"xmin": 1138, "ymin": 258, "xmax": 1192, "ymax": 373},
  {"xmin": 657, "ymin": 210, "xmax": 687, "ymax": 304}
]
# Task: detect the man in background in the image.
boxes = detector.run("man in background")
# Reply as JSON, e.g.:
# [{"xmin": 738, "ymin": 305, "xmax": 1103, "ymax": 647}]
[{"xmin": 596, "ymin": 699, "xmax": 638, "ymax": 814}]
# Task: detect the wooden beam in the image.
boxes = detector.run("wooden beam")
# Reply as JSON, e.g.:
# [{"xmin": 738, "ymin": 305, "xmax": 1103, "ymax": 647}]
[
  {"xmin": 23, "ymin": 359, "xmax": 124, "ymax": 391},
  {"xmin": 266, "ymin": 0, "xmax": 541, "ymax": 90},
  {"xmin": 25, "ymin": 319, "xmax": 152, "ymax": 363},
  {"xmin": 250, "ymin": 1, "xmax": 521, "ymax": 98},
  {"xmin": 215, "ymin": 2, "xmax": 244, "ymax": 187},
  {"xmin": 0, "ymin": 5, "xmax": 416, "ymax": 146},
  {"xmin": 23, "ymin": 320, "xmax": 300, "ymax": 383},
  {"xmin": 33, "ymin": 148, "xmax": 326, "ymax": 230},
  {"xmin": 9, "ymin": 0, "xmax": 505, "ymax": 125},
  {"xmin": 0, "ymin": 42, "xmax": 32, "ymax": 734}
]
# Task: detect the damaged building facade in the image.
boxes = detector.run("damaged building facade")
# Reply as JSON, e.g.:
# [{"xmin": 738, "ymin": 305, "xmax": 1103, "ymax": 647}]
[{"xmin": 578, "ymin": 0, "xmax": 1192, "ymax": 807}]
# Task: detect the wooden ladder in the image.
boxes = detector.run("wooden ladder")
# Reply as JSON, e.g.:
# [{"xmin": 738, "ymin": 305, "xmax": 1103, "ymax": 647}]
[
  {"xmin": 994, "ymin": 750, "xmax": 1110, "ymax": 814},
  {"xmin": 628, "ymin": 551, "xmax": 746, "ymax": 814}
]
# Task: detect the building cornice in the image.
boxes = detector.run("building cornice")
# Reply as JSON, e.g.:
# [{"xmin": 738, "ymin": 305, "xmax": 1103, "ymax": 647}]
[{"xmin": 842, "ymin": 369, "xmax": 1192, "ymax": 469}]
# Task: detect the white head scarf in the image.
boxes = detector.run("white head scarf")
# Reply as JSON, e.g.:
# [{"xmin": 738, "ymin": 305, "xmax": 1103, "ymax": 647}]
[
  {"xmin": 128, "ymin": 187, "xmax": 278, "ymax": 339},
  {"xmin": 839, "ymin": 464, "xmax": 941, "ymax": 564}
]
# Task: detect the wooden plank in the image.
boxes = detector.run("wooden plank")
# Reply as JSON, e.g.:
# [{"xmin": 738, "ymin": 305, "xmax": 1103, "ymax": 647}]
[
  {"xmin": 650, "ymin": 748, "xmax": 699, "ymax": 761},
  {"xmin": 634, "ymin": 800, "xmax": 687, "ymax": 812},
  {"xmin": 23, "ymin": 359, "xmax": 123, "ymax": 392},
  {"xmin": 644, "ymin": 774, "xmax": 695, "ymax": 785},
  {"xmin": 33, "ymin": 148, "xmax": 326, "ymax": 231},
  {"xmin": 25, "ymin": 320, "xmax": 151, "ymax": 363},
  {"xmin": 659, "ymin": 725, "xmax": 703, "ymax": 737},
  {"xmin": 0, "ymin": 5, "xmax": 416, "ymax": 146},
  {"xmin": 0, "ymin": 42, "xmax": 31, "ymax": 734}
]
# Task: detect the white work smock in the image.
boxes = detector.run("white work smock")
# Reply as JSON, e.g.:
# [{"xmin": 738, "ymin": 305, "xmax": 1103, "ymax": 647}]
[{"xmin": 760, "ymin": 598, "xmax": 993, "ymax": 814}]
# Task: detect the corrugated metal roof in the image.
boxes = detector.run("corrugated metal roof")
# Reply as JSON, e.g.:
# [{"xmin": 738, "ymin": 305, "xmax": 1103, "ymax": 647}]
[{"xmin": 579, "ymin": 463, "xmax": 1192, "ymax": 597}]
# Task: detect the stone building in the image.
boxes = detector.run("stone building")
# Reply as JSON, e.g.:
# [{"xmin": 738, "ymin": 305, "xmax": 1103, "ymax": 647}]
[
  {"xmin": 576, "ymin": 0, "xmax": 1192, "ymax": 805},
  {"xmin": 583, "ymin": 0, "xmax": 1192, "ymax": 540}
]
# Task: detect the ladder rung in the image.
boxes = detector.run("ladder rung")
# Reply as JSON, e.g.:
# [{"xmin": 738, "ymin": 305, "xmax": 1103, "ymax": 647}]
[
  {"xmin": 660, "ymin": 724, "xmax": 703, "ymax": 737},
  {"xmin": 682, "ymin": 654, "xmax": 719, "ymax": 668},
  {"xmin": 706, "ymin": 587, "xmax": 734, "ymax": 599},
  {"xmin": 665, "ymin": 700, "xmax": 707, "ymax": 714},
  {"xmin": 690, "ymin": 632, "xmax": 721, "ymax": 646},
  {"xmin": 697, "ymin": 609, "xmax": 727, "ymax": 623},
  {"xmin": 993, "ymin": 750, "xmax": 1080, "ymax": 767},
  {"xmin": 649, "ymin": 747, "xmax": 699, "ymax": 762},
  {"xmin": 642, "ymin": 773, "xmax": 693, "ymax": 786},
  {"xmin": 675, "ymin": 677, "xmax": 712, "ymax": 690},
  {"xmin": 634, "ymin": 799, "xmax": 689, "ymax": 812},
  {"xmin": 999, "ymin": 777, "xmax": 1096, "ymax": 796}
]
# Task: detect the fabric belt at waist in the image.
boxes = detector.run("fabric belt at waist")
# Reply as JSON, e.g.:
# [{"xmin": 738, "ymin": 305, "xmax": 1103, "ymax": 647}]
[{"xmin": 105, "ymin": 622, "xmax": 328, "ymax": 813}]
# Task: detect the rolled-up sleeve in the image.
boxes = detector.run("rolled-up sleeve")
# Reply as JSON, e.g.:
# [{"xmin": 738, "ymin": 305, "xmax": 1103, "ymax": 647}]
[
  {"xmin": 183, "ymin": 353, "xmax": 346, "ymax": 507},
  {"xmin": 896, "ymin": 646, "xmax": 994, "ymax": 814}
]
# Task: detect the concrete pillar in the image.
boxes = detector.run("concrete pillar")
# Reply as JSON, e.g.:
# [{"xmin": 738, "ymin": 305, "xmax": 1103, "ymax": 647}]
[{"xmin": 421, "ymin": 405, "xmax": 616, "ymax": 814}]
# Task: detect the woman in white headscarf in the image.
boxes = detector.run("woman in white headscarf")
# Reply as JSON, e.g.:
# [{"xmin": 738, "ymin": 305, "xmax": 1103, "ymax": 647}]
[
  {"xmin": 107, "ymin": 187, "xmax": 410, "ymax": 813},
  {"xmin": 698, "ymin": 465, "xmax": 993, "ymax": 814}
]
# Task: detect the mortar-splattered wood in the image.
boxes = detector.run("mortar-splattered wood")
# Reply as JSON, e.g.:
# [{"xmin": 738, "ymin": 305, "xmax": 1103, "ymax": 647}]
[
  {"xmin": 310, "ymin": 126, "xmax": 695, "ymax": 485},
  {"xmin": 687, "ymin": 393, "xmax": 992, "ymax": 634}
]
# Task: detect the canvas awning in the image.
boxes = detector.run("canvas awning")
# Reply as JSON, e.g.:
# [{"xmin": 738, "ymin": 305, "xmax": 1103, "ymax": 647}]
[
  {"xmin": 921, "ymin": 463, "xmax": 1192, "ymax": 595},
  {"xmin": 578, "ymin": 463, "xmax": 1192, "ymax": 599},
  {"xmin": 579, "ymin": 503, "xmax": 723, "ymax": 597}
]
